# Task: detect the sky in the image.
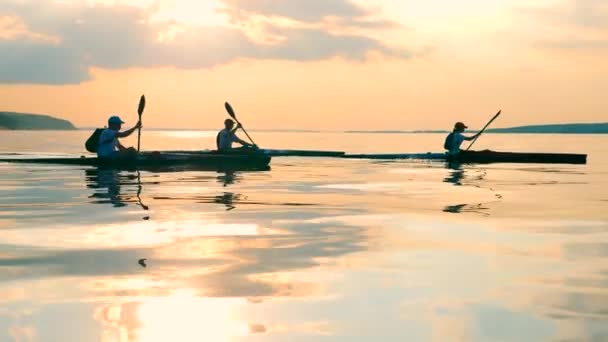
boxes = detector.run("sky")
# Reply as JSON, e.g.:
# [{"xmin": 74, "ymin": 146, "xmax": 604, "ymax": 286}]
[{"xmin": 0, "ymin": 0, "xmax": 607, "ymax": 130}]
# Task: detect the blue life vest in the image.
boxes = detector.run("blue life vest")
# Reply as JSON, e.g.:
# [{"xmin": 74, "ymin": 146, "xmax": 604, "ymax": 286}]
[{"xmin": 443, "ymin": 132, "xmax": 454, "ymax": 150}]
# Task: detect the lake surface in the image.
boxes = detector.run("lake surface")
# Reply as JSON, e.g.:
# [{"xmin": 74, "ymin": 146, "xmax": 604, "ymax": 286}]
[{"xmin": 1, "ymin": 131, "xmax": 607, "ymax": 341}]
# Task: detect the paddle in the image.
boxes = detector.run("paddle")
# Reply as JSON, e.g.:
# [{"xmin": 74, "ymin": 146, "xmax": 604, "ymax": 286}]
[
  {"xmin": 137, "ymin": 95, "xmax": 146, "ymax": 152},
  {"xmin": 136, "ymin": 170, "xmax": 149, "ymax": 211},
  {"xmin": 466, "ymin": 110, "xmax": 501, "ymax": 151},
  {"xmin": 224, "ymin": 102, "xmax": 257, "ymax": 146}
]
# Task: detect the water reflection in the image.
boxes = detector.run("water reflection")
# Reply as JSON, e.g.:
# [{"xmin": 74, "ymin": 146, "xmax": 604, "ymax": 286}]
[
  {"xmin": 136, "ymin": 171, "xmax": 150, "ymax": 211},
  {"xmin": 85, "ymin": 167, "xmax": 266, "ymax": 211},
  {"xmin": 442, "ymin": 164, "xmax": 495, "ymax": 216},
  {"xmin": 214, "ymin": 192, "xmax": 239, "ymax": 211},
  {"xmin": 217, "ymin": 170, "xmax": 237, "ymax": 186},
  {"xmin": 1, "ymin": 132, "xmax": 606, "ymax": 341},
  {"xmin": 86, "ymin": 168, "xmax": 151, "ymax": 212},
  {"xmin": 443, "ymin": 162, "xmax": 465, "ymax": 185},
  {"xmin": 96, "ymin": 294, "xmax": 251, "ymax": 342},
  {"xmin": 0, "ymin": 206, "xmax": 368, "ymax": 339},
  {"xmin": 86, "ymin": 168, "xmax": 135, "ymax": 208},
  {"xmin": 443, "ymin": 203, "xmax": 490, "ymax": 216}
]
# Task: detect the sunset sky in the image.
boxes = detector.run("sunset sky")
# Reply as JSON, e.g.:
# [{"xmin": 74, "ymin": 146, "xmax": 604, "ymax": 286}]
[{"xmin": 0, "ymin": 0, "xmax": 606, "ymax": 130}]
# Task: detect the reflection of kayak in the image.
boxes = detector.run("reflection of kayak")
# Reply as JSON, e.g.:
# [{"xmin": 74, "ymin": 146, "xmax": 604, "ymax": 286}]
[
  {"xmin": 342, "ymin": 150, "xmax": 587, "ymax": 164},
  {"xmin": 0, "ymin": 151, "xmax": 272, "ymax": 171}
]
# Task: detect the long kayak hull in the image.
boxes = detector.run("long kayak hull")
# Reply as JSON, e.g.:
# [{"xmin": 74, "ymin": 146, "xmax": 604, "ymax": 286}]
[
  {"xmin": 1, "ymin": 152, "xmax": 272, "ymax": 171},
  {"xmin": 162, "ymin": 149, "xmax": 346, "ymax": 157},
  {"xmin": 342, "ymin": 150, "xmax": 587, "ymax": 164},
  {"xmin": 1, "ymin": 150, "xmax": 587, "ymax": 168}
]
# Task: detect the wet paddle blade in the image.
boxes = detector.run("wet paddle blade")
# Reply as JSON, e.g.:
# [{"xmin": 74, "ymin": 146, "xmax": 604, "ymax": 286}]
[
  {"xmin": 137, "ymin": 94, "xmax": 145, "ymax": 152},
  {"xmin": 138, "ymin": 95, "xmax": 146, "ymax": 116},
  {"xmin": 224, "ymin": 102, "xmax": 236, "ymax": 120}
]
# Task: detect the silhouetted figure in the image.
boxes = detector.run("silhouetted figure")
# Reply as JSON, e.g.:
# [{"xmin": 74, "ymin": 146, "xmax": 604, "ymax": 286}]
[
  {"xmin": 444, "ymin": 122, "xmax": 481, "ymax": 155},
  {"xmin": 216, "ymin": 119, "xmax": 256, "ymax": 151},
  {"xmin": 97, "ymin": 116, "xmax": 141, "ymax": 158}
]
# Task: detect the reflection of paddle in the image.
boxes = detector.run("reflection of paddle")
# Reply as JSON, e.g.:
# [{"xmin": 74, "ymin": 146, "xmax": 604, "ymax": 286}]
[
  {"xmin": 137, "ymin": 95, "xmax": 146, "ymax": 152},
  {"xmin": 136, "ymin": 170, "xmax": 149, "ymax": 211},
  {"xmin": 466, "ymin": 110, "xmax": 501, "ymax": 151},
  {"xmin": 224, "ymin": 102, "xmax": 256, "ymax": 146}
]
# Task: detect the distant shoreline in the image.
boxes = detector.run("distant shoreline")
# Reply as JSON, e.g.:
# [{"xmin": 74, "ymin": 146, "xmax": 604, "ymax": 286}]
[
  {"xmin": 345, "ymin": 122, "xmax": 608, "ymax": 134},
  {"xmin": 0, "ymin": 112, "xmax": 76, "ymax": 130},
  {"xmin": 3, "ymin": 112, "xmax": 606, "ymax": 134}
]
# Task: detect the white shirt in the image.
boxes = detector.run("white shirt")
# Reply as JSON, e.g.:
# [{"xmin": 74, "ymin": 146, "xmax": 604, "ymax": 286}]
[
  {"xmin": 97, "ymin": 129, "xmax": 118, "ymax": 157},
  {"xmin": 448, "ymin": 132, "xmax": 465, "ymax": 155},
  {"xmin": 217, "ymin": 129, "xmax": 238, "ymax": 150}
]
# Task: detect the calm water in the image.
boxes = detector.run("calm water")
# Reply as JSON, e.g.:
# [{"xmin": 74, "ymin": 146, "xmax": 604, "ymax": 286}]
[{"xmin": 1, "ymin": 131, "xmax": 607, "ymax": 342}]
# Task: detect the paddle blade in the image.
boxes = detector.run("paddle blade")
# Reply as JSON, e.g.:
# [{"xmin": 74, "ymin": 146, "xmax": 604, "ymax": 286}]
[
  {"xmin": 138, "ymin": 95, "xmax": 146, "ymax": 116},
  {"xmin": 224, "ymin": 102, "xmax": 236, "ymax": 119},
  {"xmin": 493, "ymin": 110, "xmax": 501, "ymax": 120}
]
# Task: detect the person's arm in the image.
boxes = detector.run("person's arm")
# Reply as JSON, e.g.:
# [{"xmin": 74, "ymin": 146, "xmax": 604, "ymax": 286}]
[
  {"xmin": 231, "ymin": 123, "xmax": 253, "ymax": 147},
  {"xmin": 117, "ymin": 140, "xmax": 127, "ymax": 151},
  {"xmin": 463, "ymin": 132, "xmax": 481, "ymax": 141},
  {"xmin": 116, "ymin": 121, "xmax": 141, "ymax": 138},
  {"xmin": 234, "ymin": 134, "xmax": 252, "ymax": 147}
]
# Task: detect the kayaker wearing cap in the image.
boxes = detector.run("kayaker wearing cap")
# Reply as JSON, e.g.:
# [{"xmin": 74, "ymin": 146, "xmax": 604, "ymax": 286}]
[
  {"xmin": 97, "ymin": 116, "xmax": 141, "ymax": 158},
  {"xmin": 444, "ymin": 122, "xmax": 481, "ymax": 155},
  {"xmin": 216, "ymin": 119, "xmax": 255, "ymax": 151}
]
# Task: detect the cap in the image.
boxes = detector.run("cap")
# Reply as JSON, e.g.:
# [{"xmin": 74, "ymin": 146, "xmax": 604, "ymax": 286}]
[
  {"xmin": 108, "ymin": 116, "xmax": 125, "ymax": 125},
  {"xmin": 454, "ymin": 122, "xmax": 468, "ymax": 129}
]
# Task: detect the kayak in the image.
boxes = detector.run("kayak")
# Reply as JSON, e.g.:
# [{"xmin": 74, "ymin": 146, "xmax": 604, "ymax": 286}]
[
  {"xmin": 0, "ymin": 149, "xmax": 587, "ymax": 168},
  {"xmin": 342, "ymin": 150, "xmax": 587, "ymax": 164},
  {"xmin": 254, "ymin": 149, "xmax": 345, "ymax": 157},
  {"xmin": 162, "ymin": 149, "xmax": 346, "ymax": 157},
  {"xmin": 0, "ymin": 151, "xmax": 272, "ymax": 171}
]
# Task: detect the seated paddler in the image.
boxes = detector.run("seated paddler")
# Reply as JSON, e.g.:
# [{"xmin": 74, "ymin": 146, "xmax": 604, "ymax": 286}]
[
  {"xmin": 216, "ymin": 119, "xmax": 256, "ymax": 151},
  {"xmin": 97, "ymin": 116, "xmax": 141, "ymax": 158},
  {"xmin": 443, "ymin": 122, "xmax": 481, "ymax": 155}
]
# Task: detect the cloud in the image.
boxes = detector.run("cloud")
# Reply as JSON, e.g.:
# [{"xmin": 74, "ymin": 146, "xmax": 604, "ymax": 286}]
[
  {"xmin": 0, "ymin": 15, "xmax": 60, "ymax": 42},
  {"xmin": 0, "ymin": 0, "xmax": 414, "ymax": 84},
  {"xmin": 220, "ymin": 0, "xmax": 397, "ymax": 39},
  {"xmin": 537, "ymin": 38, "xmax": 608, "ymax": 50},
  {"xmin": 517, "ymin": 0, "xmax": 608, "ymax": 50},
  {"xmin": 519, "ymin": 0, "xmax": 608, "ymax": 29},
  {"xmin": 222, "ymin": 0, "xmax": 367, "ymax": 23}
]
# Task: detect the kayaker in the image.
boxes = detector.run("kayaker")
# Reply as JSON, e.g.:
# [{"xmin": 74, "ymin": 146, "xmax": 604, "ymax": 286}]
[
  {"xmin": 444, "ymin": 122, "xmax": 481, "ymax": 155},
  {"xmin": 217, "ymin": 119, "xmax": 256, "ymax": 151},
  {"xmin": 97, "ymin": 116, "xmax": 141, "ymax": 158}
]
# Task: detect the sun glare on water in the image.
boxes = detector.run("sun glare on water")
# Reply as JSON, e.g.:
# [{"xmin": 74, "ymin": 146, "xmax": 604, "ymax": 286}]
[
  {"xmin": 100, "ymin": 290, "xmax": 249, "ymax": 342},
  {"xmin": 137, "ymin": 292, "xmax": 248, "ymax": 341}
]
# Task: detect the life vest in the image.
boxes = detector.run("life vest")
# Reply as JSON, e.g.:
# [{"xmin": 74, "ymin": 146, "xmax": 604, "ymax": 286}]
[
  {"xmin": 85, "ymin": 128, "xmax": 105, "ymax": 153},
  {"xmin": 443, "ymin": 132, "xmax": 454, "ymax": 150}
]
